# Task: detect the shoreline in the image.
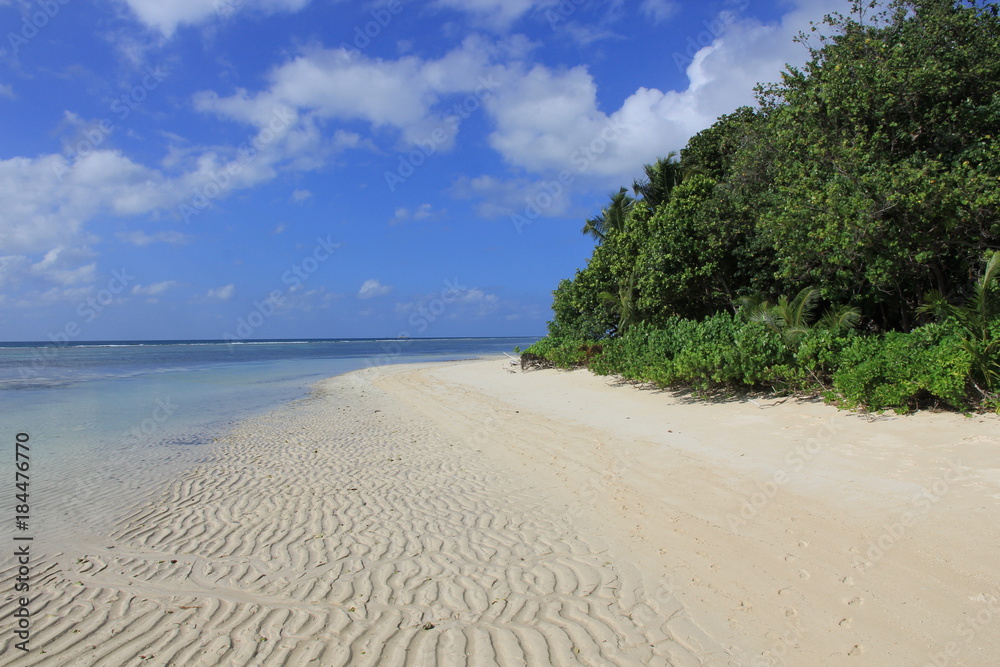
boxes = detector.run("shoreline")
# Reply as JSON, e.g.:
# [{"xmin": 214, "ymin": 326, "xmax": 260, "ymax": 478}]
[{"xmin": 1, "ymin": 358, "xmax": 997, "ymax": 665}]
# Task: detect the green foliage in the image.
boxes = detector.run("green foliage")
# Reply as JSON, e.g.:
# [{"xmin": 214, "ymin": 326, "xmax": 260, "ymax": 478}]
[
  {"xmin": 589, "ymin": 315, "xmax": 795, "ymax": 392},
  {"xmin": 919, "ymin": 251, "xmax": 1000, "ymax": 395},
  {"xmin": 831, "ymin": 324, "xmax": 972, "ymax": 412},
  {"xmin": 738, "ymin": 287, "xmax": 862, "ymax": 345},
  {"xmin": 535, "ymin": 0, "xmax": 1000, "ymax": 413},
  {"xmin": 548, "ymin": 269, "xmax": 616, "ymax": 340},
  {"xmin": 752, "ymin": 0, "xmax": 1000, "ymax": 327},
  {"xmin": 632, "ymin": 153, "xmax": 684, "ymax": 209},
  {"xmin": 581, "ymin": 188, "xmax": 634, "ymax": 243},
  {"xmin": 522, "ymin": 337, "xmax": 591, "ymax": 369}
]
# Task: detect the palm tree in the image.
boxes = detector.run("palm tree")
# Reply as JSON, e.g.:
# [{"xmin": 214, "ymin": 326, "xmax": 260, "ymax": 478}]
[
  {"xmin": 632, "ymin": 153, "xmax": 683, "ymax": 210},
  {"xmin": 599, "ymin": 265, "xmax": 640, "ymax": 334},
  {"xmin": 581, "ymin": 187, "xmax": 634, "ymax": 243},
  {"xmin": 919, "ymin": 251, "xmax": 1000, "ymax": 393},
  {"xmin": 738, "ymin": 287, "xmax": 860, "ymax": 345}
]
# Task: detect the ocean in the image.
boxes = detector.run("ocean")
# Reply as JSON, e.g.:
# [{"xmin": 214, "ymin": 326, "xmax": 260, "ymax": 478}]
[{"xmin": 0, "ymin": 338, "xmax": 536, "ymax": 547}]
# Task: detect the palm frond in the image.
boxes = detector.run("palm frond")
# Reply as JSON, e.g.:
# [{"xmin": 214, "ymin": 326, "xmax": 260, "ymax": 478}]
[{"xmin": 817, "ymin": 305, "xmax": 861, "ymax": 332}]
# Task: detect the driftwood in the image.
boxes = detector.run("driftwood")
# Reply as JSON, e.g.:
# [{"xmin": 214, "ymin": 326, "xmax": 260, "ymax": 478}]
[
  {"xmin": 521, "ymin": 344, "xmax": 604, "ymax": 371},
  {"xmin": 519, "ymin": 352, "xmax": 551, "ymax": 370}
]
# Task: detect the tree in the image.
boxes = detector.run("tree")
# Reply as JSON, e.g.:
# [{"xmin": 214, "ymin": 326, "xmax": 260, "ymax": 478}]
[
  {"xmin": 920, "ymin": 251, "xmax": 1000, "ymax": 394},
  {"xmin": 632, "ymin": 153, "xmax": 683, "ymax": 210},
  {"xmin": 752, "ymin": 0, "xmax": 1000, "ymax": 329},
  {"xmin": 581, "ymin": 187, "xmax": 634, "ymax": 243}
]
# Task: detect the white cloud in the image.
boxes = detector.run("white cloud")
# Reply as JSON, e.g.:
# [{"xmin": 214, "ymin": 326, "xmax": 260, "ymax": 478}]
[
  {"xmin": 394, "ymin": 284, "xmax": 501, "ymax": 323},
  {"xmin": 118, "ymin": 230, "xmax": 191, "ymax": 246},
  {"xmin": 482, "ymin": 0, "xmax": 828, "ymax": 184},
  {"xmin": 451, "ymin": 174, "xmax": 572, "ymax": 219},
  {"xmin": 118, "ymin": 0, "xmax": 313, "ymax": 37},
  {"xmin": 0, "ymin": 83, "xmax": 13, "ymax": 99},
  {"xmin": 274, "ymin": 222, "xmax": 287, "ymax": 234},
  {"xmin": 431, "ymin": 0, "xmax": 542, "ymax": 29},
  {"xmin": 358, "ymin": 279, "xmax": 391, "ymax": 299},
  {"xmin": 639, "ymin": 0, "xmax": 679, "ymax": 25},
  {"xmin": 206, "ymin": 284, "xmax": 236, "ymax": 300},
  {"xmin": 0, "ymin": 247, "xmax": 97, "ymax": 304},
  {"xmin": 0, "ymin": 152, "xmax": 162, "ymax": 255},
  {"xmin": 193, "ymin": 37, "xmax": 501, "ymax": 148},
  {"xmin": 290, "ymin": 188, "xmax": 312, "ymax": 203},
  {"xmin": 389, "ymin": 203, "xmax": 436, "ymax": 224},
  {"xmin": 131, "ymin": 280, "xmax": 180, "ymax": 296}
]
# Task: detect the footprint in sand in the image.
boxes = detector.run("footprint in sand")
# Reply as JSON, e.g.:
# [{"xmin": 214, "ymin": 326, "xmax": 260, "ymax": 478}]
[{"xmin": 847, "ymin": 596, "xmax": 864, "ymax": 606}]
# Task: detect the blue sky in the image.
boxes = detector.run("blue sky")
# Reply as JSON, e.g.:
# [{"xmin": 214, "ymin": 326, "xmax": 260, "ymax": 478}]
[{"xmin": 0, "ymin": 0, "xmax": 835, "ymax": 341}]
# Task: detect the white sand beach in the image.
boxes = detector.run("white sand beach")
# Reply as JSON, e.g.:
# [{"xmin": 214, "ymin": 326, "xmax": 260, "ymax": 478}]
[{"xmin": 2, "ymin": 358, "xmax": 998, "ymax": 665}]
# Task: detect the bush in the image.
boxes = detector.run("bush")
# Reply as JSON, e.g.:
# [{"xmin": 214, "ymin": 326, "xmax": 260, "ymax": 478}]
[
  {"xmin": 590, "ymin": 314, "xmax": 793, "ymax": 392},
  {"xmin": 522, "ymin": 337, "xmax": 592, "ymax": 369},
  {"xmin": 831, "ymin": 324, "xmax": 972, "ymax": 413},
  {"xmin": 529, "ymin": 317, "xmax": 993, "ymax": 413}
]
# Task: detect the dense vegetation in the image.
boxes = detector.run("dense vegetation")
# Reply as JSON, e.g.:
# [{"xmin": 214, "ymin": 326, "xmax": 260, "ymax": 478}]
[{"xmin": 525, "ymin": 0, "xmax": 1000, "ymax": 413}]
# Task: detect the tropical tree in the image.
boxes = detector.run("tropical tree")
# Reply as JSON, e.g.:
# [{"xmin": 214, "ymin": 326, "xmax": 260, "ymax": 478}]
[
  {"xmin": 739, "ymin": 287, "xmax": 861, "ymax": 345},
  {"xmin": 632, "ymin": 153, "xmax": 683, "ymax": 210},
  {"xmin": 920, "ymin": 251, "xmax": 1000, "ymax": 393},
  {"xmin": 581, "ymin": 188, "xmax": 634, "ymax": 243},
  {"xmin": 599, "ymin": 265, "xmax": 641, "ymax": 334},
  {"xmin": 751, "ymin": 0, "xmax": 1000, "ymax": 329}
]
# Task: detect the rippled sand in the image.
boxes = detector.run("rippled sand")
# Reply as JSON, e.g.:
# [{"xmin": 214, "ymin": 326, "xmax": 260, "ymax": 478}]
[{"xmin": 0, "ymin": 364, "xmax": 711, "ymax": 666}]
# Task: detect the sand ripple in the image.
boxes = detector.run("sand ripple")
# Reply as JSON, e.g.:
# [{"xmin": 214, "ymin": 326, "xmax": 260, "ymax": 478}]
[{"xmin": 0, "ymin": 370, "xmax": 701, "ymax": 666}]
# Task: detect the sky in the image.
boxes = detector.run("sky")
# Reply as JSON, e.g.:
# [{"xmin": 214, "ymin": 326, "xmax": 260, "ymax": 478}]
[{"xmin": 0, "ymin": 0, "xmax": 839, "ymax": 341}]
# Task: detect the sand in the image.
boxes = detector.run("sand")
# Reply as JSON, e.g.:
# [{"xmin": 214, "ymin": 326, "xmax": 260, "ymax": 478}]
[{"xmin": 1, "ymin": 358, "xmax": 998, "ymax": 666}]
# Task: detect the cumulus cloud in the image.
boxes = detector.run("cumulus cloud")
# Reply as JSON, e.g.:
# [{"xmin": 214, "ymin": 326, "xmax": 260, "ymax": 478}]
[
  {"xmin": 193, "ymin": 37, "xmax": 501, "ymax": 148},
  {"xmin": 358, "ymin": 279, "xmax": 391, "ymax": 299},
  {"xmin": 0, "ymin": 247, "xmax": 97, "ymax": 304},
  {"xmin": 481, "ymin": 0, "xmax": 828, "ymax": 183},
  {"xmin": 206, "ymin": 284, "xmax": 236, "ymax": 300}
]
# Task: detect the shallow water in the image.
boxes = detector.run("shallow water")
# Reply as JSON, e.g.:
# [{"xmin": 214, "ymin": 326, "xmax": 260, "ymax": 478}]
[{"xmin": 0, "ymin": 338, "xmax": 535, "ymax": 546}]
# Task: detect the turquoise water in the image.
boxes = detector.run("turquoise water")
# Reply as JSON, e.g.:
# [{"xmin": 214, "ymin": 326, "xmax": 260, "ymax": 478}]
[{"xmin": 0, "ymin": 338, "xmax": 535, "ymax": 544}]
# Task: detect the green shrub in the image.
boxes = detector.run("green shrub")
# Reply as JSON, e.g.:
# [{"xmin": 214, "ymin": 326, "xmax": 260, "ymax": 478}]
[
  {"xmin": 523, "ymin": 337, "xmax": 592, "ymax": 369},
  {"xmin": 831, "ymin": 324, "xmax": 972, "ymax": 413}
]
